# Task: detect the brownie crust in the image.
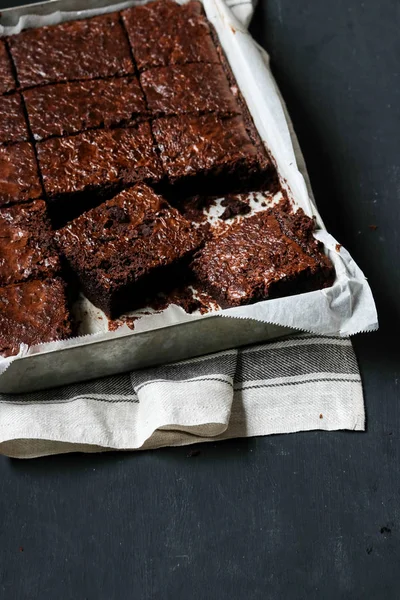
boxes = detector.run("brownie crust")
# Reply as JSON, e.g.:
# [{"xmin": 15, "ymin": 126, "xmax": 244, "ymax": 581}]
[
  {"xmin": 191, "ymin": 208, "xmax": 335, "ymax": 308},
  {"xmin": 140, "ymin": 63, "xmax": 240, "ymax": 117},
  {"xmin": 0, "ymin": 142, "xmax": 42, "ymax": 207},
  {"xmin": 8, "ymin": 13, "xmax": 134, "ymax": 88},
  {"xmin": 0, "ymin": 277, "xmax": 72, "ymax": 357},
  {"xmin": 0, "ymin": 199, "xmax": 60, "ymax": 287},
  {"xmin": 0, "ymin": 94, "xmax": 29, "ymax": 144},
  {"xmin": 122, "ymin": 0, "xmax": 220, "ymax": 70},
  {"xmin": 24, "ymin": 77, "xmax": 147, "ymax": 140},
  {"xmin": 55, "ymin": 183, "xmax": 203, "ymax": 317}
]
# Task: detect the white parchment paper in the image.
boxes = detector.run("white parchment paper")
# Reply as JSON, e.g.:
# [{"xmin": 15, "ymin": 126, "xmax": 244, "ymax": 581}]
[{"xmin": 0, "ymin": 0, "xmax": 378, "ymax": 376}]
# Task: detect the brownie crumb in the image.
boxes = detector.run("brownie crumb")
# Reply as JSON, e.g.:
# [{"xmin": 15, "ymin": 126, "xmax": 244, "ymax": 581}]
[
  {"xmin": 335, "ymin": 243, "xmax": 341, "ymax": 252},
  {"xmin": 220, "ymin": 195, "xmax": 251, "ymax": 220},
  {"xmin": 148, "ymin": 284, "xmax": 218, "ymax": 314},
  {"xmin": 150, "ymin": 287, "xmax": 201, "ymax": 313},
  {"xmin": 196, "ymin": 290, "xmax": 220, "ymax": 313},
  {"xmin": 319, "ymin": 413, "xmax": 323, "ymax": 419},
  {"xmin": 176, "ymin": 194, "xmax": 217, "ymax": 223},
  {"xmin": 108, "ymin": 316, "xmax": 138, "ymax": 331}
]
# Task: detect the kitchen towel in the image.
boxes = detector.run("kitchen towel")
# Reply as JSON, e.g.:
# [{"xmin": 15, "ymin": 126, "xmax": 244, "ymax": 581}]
[
  {"xmin": 0, "ymin": 0, "xmax": 366, "ymax": 459},
  {"xmin": 0, "ymin": 334, "xmax": 364, "ymax": 458}
]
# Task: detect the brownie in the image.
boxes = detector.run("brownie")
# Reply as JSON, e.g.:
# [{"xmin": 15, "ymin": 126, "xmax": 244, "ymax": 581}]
[
  {"xmin": 0, "ymin": 277, "xmax": 72, "ymax": 357},
  {"xmin": 191, "ymin": 207, "xmax": 335, "ymax": 308},
  {"xmin": 122, "ymin": 0, "xmax": 219, "ymax": 71},
  {"xmin": 0, "ymin": 94, "xmax": 29, "ymax": 144},
  {"xmin": 152, "ymin": 113, "xmax": 274, "ymax": 196},
  {"xmin": 0, "ymin": 142, "xmax": 42, "ymax": 207},
  {"xmin": 55, "ymin": 183, "xmax": 203, "ymax": 317},
  {"xmin": 140, "ymin": 63, "xmax": 240, "ymax": 117},
  {"xmin": 37, "ymin": 124, "xmax": 163, "ymax": 225},
  {"xmin": 0, "ymin": 40, "xmax": 16, "ymax": 96},
  {"xmin": 0, "ymin": 200, "xmax": 60, "ymax": 287},
  {"xmin": 24, "ymin": 77, "xmax": 147, "ymax": 140},
  {"xmin": 8, "ymin": 13, "xmax": 134, "ymax": 88}
]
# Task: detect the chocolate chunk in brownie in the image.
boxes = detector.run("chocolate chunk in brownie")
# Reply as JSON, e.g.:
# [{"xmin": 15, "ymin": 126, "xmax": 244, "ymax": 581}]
[
  {"xmin": 8, "ymin": 13, "xmax": 134, "ymax": 88},
  {"xmin": 24, "ymin": 77, "xmax": 147, "ymax": 140},
  {"xmin": 0, "ymin": 142, "xmax": 42, "ymax": 207},
  {"xmin": 55, "ymin": 183, "xmax": 203, "ymax": 317},
  {"xmin": 0, "ymin": 94, "xmax": 29, "ymax": 144},
  {"xmin": 0, "ymin": 40, "xmax": 16, "ymax": 96},
  {"xmin": 152, "ymin": 113, "xmax": 274, "ymax": 196},
  {"xmin": 37, "ymin": 124, "xmax": 163, "ymax": 226},
  {"xmin": 140, "ymin": 63, "xmax": 240, "ymax": 117},
  {"xmin": 191, "ymin": 207, "xmax": 335, "ymax": 308},
  {"xmin": 122, "ymin": 0, "xmax": 219, "ymax": 70},
  {"xmin": 0, "ymin": 200, "xmax": 60, "ymax": 287},
  {"xmin": 0, "ymin": 277, "xmax": 72, "ymax": 357}
]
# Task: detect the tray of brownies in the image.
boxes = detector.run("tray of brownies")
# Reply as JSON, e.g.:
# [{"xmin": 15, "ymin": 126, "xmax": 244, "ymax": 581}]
[{"xmin": 0, "ymin": 0, "xmax": 377, "ymax": 392}]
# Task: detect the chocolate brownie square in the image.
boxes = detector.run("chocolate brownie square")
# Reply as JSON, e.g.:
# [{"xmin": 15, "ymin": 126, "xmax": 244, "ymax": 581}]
[
  {"xmin": 0, "ymin": 142, "xmax": 42, "ymax": 207},
  {"xmin": 0, "ymin": 200, "xmax": 60, "ymax": 287},
  {"xmin": 24, "ymin": 77, "xmax": 147, "ymax": 140},
  {"xmin": 0, "ymin": 277, "xmax": 72, "ymax": 357},
  {"xmin": 140, "ymin": 63, "xmax": 240, "ymax": 117},
  {"xmin": 37, "ymin": 124, "xmax": 163, "ymax": 225},
  {"xmin": 152, "ymin": 113, "xmax": 273, "ymax": 196},
  {"xmin": 8, "ymin": 13, "xmax": 134, "ymax": 88},
  {"xmin": 0, "ymin": 40, "xmax": 16, "ymax": 95},
  {"xmin": 55, "ymin": 183, "xmax": 203, "ymax": 317},
  {"xmin": 191, "ymin": 207, "xmax": 335, "ymax": 308},
  {"xmin": 122, "ymin": 0, "xmax": 219, "ymax": 71},
  {"xmin": 0, "ymin": 94, "xmax": 29, "ymax": 144}
]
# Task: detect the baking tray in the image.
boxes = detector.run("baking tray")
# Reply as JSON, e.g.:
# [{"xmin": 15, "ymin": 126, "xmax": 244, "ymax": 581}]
[{"xmin": 0, "ymin": 0, "xmax": 377, "ymax": 393}]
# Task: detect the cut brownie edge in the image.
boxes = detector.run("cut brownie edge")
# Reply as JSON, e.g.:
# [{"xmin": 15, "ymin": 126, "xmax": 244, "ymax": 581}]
[{"xmin": 79, "ymin": 253, "xmax": 198, "ymax": 318}]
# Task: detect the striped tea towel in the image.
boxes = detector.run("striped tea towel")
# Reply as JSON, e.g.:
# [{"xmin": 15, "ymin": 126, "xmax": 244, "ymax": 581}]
[{"xmin": 0, "ymin": 334, "xmax": 364, "ymax": 458}]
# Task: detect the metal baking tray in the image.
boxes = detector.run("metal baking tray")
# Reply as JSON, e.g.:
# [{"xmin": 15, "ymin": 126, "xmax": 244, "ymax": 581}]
[
  {"xmin": 0, "ymin": 318, "xmax": 294, "ymax": 393},
  {"xmin": 0, "ymin": 0, "xmax": 374, "ymax": 393}
]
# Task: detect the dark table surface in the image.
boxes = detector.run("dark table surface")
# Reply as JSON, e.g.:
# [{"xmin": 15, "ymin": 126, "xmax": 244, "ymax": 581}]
[{"xmin": 0, "ymin": 0, "xmax": 399, "ymax": 598}]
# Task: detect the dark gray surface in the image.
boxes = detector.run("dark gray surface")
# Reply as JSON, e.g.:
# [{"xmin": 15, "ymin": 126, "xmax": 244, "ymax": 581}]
[{"xmin": 0, "ymin": 0, "xmax": 399, "ymax": 598}]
